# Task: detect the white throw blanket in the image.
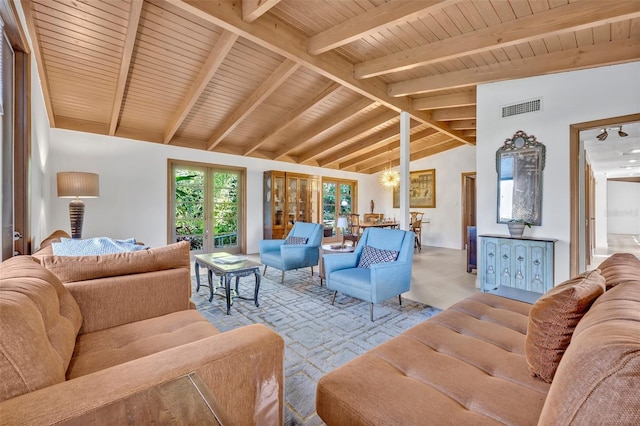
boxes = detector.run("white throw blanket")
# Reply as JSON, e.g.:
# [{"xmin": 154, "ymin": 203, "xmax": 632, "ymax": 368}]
[{"xmin": 52, "ymin": 237, "xmax": 149, "ymax": 256}]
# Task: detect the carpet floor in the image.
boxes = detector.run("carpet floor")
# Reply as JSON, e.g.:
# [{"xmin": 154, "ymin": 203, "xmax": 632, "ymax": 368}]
[{"xmin": 191, "ymin": 267, "xmax": 441, "ymax": 425}]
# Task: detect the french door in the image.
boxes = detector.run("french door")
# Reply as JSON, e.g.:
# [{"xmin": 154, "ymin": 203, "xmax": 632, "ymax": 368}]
[
  {"xmin": 322, "ymin": 178, "xmax": 357, "ymax": 240},
  {"xmin": 170, "ymin": 161, "xmax": 245, "ymax": 254}
]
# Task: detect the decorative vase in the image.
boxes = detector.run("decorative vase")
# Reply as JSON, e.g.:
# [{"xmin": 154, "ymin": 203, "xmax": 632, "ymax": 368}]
[{"xmin": 507, "ymin": 222, "xmax": 525, "ymax": 238}]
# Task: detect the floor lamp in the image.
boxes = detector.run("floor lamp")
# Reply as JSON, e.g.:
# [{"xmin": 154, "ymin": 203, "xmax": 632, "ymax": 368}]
[{"xmin": 57, "ymin": 172, "xmax": 99, "ymax": 239}]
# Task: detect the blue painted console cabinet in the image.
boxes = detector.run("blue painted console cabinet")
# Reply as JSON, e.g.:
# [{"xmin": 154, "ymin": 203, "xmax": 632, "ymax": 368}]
[{"xmin": 480, "ymin": 235, "xmax": 557, "ymax": 303}]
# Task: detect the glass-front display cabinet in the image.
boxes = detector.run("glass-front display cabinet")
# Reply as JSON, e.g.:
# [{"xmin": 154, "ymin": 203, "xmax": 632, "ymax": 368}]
[
  {"xmin": 263, "ymin": 171, "xmax": 286, "ymax": 239},
  {"xmin": 264, "ymin": 171, "xmax": 317, "ymax": 239}
]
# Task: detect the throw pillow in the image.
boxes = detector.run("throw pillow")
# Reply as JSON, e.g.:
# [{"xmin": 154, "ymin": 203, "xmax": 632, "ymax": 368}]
[
  {"xmin": 285, "ymin": 236, "xmax": 308, "ymax": 245},
  {"xmin": 357, "ymin": 245, "xmax": 399, "ymax": 269},
  {"xmin": 525, "ymin": 269, "xmax": 605, "ymax": 383}
]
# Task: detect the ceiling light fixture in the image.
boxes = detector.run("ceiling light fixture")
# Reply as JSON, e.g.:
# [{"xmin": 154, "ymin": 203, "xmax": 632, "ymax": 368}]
[
  {"xmin": 618, "ymin": 126, "xmax": 628, "ymax": 137},
  {"xmin": 379, "ymin": 151, "xmax": 400, "ymax": 189},
  {"xmin": 596, "ymin": 128, "xmax": 608, "ymax": 141}
]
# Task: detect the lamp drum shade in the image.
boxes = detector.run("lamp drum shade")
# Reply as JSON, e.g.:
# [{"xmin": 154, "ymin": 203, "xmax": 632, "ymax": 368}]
[
  {"xmin": 336, "ymin": 217, "xmax": 348, "ymax": 229},
  {"xmin": 57, "ymin": 172, "xmax": 99, "ymax": 198}
]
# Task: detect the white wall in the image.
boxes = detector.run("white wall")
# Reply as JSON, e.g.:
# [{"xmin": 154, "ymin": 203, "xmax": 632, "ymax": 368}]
[
  {"xmin": 47, "ymin": 130, "xmax": 380, "ymax": 253},
  {"xmin": 378, "ymin": 144, "xmax": 476, "ymax": 249},
  {"xmin": 477, "ymin": 62, "xmax": 640, "ymax": 283},
  {"xmin": 607, "ymin": 180, "xmax": 640, "ymax": 234}
]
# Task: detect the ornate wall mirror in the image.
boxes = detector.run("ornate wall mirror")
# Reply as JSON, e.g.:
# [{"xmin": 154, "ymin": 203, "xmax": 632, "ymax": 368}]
[{"xmin": 496, "ymin": 130, "xmax": 546, "ymax": 225}]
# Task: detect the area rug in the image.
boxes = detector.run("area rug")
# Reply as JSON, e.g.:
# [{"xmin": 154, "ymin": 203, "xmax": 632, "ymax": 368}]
[{"xmin": 191, "ymin": 267, "xmax": 441, "ymax": 425}]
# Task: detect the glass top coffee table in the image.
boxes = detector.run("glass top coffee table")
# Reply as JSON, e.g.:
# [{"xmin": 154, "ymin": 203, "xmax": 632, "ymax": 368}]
[{"xmin": 194, "ymin": 253, "xmax": 261, "ymax": 315}]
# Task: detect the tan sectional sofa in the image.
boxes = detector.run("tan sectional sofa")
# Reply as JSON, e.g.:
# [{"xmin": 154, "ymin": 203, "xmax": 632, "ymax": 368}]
[
  {"xmin": 0, "ymin": 232, "xmax": 284, "ymax": 425},
  {"xmin": 317, "ymin": 253, "xmax": 640, "ymax": 425}
]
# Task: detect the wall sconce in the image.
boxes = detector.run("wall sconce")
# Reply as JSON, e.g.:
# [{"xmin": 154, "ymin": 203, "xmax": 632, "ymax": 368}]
[{"xmin": 57, "ymin": 172, "xmax": 99, "ymax": 239}]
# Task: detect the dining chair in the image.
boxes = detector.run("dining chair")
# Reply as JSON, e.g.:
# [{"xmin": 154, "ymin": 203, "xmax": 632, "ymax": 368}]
[
  {"xmin": 363, "ymin": 213, "xmax": 383, "ymax": 223},
  {"xmin": 410, "ymin": 212, "xmax": 424, "ymax": 252},
  {"xmin": 342, "ymin": 213, "xmax": 361, "ymax": 246}
]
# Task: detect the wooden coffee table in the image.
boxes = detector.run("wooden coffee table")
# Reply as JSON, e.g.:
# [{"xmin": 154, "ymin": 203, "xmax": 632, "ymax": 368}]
[{"xmin": 194, "ymin": 253, "xmax": 261, "ymax": 315}]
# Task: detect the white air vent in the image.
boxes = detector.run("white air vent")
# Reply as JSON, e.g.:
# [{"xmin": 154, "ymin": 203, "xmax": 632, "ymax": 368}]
[{"xmin": 501, "ymin": 98, "xmax": 542, "ymax": 118}]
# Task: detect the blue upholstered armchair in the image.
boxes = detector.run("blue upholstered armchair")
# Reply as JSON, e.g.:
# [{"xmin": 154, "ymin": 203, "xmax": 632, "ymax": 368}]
[
  {"xmin": 324, "ymin": 228, "xmax": 414, "ymax": 321},
  {"xmin": 259, "ymin": 222, "xmax": 323, "ymax": 283}
]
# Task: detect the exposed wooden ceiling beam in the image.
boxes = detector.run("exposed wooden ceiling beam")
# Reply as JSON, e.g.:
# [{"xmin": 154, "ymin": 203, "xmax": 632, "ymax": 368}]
[
  {"xmin": 164, "ymin": 31, "xmax": 238, "ymax": 144},
  {"xmin": 242, "ymin": 0, "xmax": 281, "ymax": 23},
  {"xmin": 432, "ymin": 106, "xmax": 476, "ymax": 121},
  {"xmin": 108, "ymin": 0, "xmax": 143, "ymax": 136},
  {"xmin": 413, "ymin": 91, "xmax": 475, "ymax": 110},
  {"xmin": 463, "ymin": 129, "xmax": 476, "ymax": 138},
  {"xmin": 207, "ymin": 59, "xmax": 300, "ymax": 150},
  {"xmin": 358, "ymin": 134, "xmax": 453, "ymax": 173},
  {"xmin": 21, "ymin": 0, "xmax": 56, "ymax": 126},
  {"xmin": 449, "ymin": 120, "xmax": 476, "ymax": 130},
  {"xmin": 243, "ymin": 81, "xmax": 341, "ymax": 155},
  {"xmin": 307, "ymin": 0, "xmax": 452, "ymax": 55},
  {"xmin": 175, "ymin": 0, "xmax": 474, "ymax": 146},
  {"xmin": 298, "ymin": 110, "xmax": 398, "ymax": 163},
  {"xmin": 318, "ymin": 125, "xmax": 406, "ymax": 167},
  {"xmin": 388, "ymin": 39, "xmax": 640, "ymax": 97},
  {"xmin": 339, "ymin": 128, "xmax": 438, "ymax": 169},
  {"xmin": 272, "ymin": 97, "xmax": 374, "ymax": 160},
  {"xmin": 355, "ymin": 1, "xmax": 640, "ymax": 78}
]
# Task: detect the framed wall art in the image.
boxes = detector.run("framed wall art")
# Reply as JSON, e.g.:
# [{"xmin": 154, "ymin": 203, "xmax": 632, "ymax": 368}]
[{"xmin": 393, "ymin": 169, "xmax": 436, "ymax": 208}]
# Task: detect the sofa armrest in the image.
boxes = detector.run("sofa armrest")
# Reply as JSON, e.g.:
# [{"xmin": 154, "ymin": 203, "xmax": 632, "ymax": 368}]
[
  {"xmin": 0, "ymin": 324, "xmax": 284, "ymax": 426},
  {"xmin": 67, "ymin": 268, "xmax": 192, "ymax": 334}
]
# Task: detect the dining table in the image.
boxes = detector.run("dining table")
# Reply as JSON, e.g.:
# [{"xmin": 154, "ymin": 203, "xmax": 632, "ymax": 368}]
[{"xmin": 358, "ymin": 220, "xmax": 400, "ymax": 232}]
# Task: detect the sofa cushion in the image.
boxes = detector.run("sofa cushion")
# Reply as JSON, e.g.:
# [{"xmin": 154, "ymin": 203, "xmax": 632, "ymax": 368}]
[
  {"xmin": 67, "ymin": 309, "xmax": 218, "ymax": 379},
  {"xmin": 0, "ymin": 256, "xmax": 82, "ymax": 402},
  {"xmin": 34, "ymin": 230, "xmax": 71, "ymax": 257},
  {"xmin": 357, "ymin": 245, "xmax": 399, "ymax": 268},
  {"xmin": 596, "ymin": 253, "xmax": 640, "ymax": 290},
  {"xmin": 538, "ymin": 280, "xmax": 640, "ymax": 424},
  {"xmin": 39, "ymin": 241, "xmax": 190, "ymax": 283},
  {"xmin": 525, "ymin": 269, "xmax": 605, "ymax": 383},
  {"xmin": 317, "ymin": 292, "xmax": 550, "ymax": 425}
]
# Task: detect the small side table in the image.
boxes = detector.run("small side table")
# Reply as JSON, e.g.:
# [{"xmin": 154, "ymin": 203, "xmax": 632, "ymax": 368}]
[
  {"xmin": 195, "ymin": 253, "xmax": 261, "ymax": 315},
  {"xmin": 319, "ymin": 244, "xmax": 355, "ymax": 286}
]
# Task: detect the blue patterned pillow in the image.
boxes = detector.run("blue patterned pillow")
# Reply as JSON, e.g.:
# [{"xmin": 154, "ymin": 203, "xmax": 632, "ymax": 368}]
[
  {"xmin": 284, "ymin": 236, "xmax": 308, "ymax": 245},
  {"xmin": 357, "ymin": 245, "xmax": 399, "ymax": 268}
]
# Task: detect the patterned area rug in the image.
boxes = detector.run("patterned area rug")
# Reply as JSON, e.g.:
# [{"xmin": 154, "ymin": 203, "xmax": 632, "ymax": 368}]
[{"xmin": 191, "ymin": 267, "xmax": 441, "ymax": 425}]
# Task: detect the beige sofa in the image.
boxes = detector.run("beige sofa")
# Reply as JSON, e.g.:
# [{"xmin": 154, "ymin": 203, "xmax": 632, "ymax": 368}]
[
  {"xmin": 317, "ymin": 253, "xmax": 640, "ymax": 425},
  {"xmin": 0, "ymin": 232, "xmax": 284, "ymax": 425}
]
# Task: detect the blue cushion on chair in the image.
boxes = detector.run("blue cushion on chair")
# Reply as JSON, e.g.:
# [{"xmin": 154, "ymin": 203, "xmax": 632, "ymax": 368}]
[{"xmin": 357, "ymin": 245, "xmax": 399, "ymax": 269}]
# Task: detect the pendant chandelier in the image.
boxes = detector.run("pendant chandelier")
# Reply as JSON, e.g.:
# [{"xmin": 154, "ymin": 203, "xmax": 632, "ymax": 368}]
[{"xmin": 379, "ymin": 154, "xmax": 400, "ymax": 189}]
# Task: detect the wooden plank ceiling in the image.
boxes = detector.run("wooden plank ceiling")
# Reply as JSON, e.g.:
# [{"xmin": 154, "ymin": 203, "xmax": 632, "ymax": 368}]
[{"xmin": 23, "ymin": 0, "xmax": 640, "ymax": 173}]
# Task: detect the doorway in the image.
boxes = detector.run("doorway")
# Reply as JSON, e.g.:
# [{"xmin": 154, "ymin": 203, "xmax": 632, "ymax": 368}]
[
  {"xmin": 169, "ymin": 160, "xmax": 246, "ymax": 254},
  {"xmin": 569, "ymin": 113, "xmax": 640, "ymax": 275},
  {"xmin": 461, "ymin": 172, "xmax": 476, "ymax": 249},
  {"xmin": 322, "ymin": 178, "xmax": 357, "ymax": 241}
]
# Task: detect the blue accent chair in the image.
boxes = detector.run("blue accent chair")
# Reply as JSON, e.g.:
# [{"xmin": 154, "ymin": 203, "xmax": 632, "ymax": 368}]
[
  {"xmin": 259, "ymin": 222, "xmax": 323, "ymax": 283},
  {"xmin": 324, "ymin": 227, "xmax": 414, "ymax": 321}
]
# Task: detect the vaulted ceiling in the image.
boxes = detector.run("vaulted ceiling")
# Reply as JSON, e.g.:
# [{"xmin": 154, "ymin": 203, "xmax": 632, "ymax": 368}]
[{"xmin": 21, "ymin": 0, "xmax": 640, "ymax": 173}]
